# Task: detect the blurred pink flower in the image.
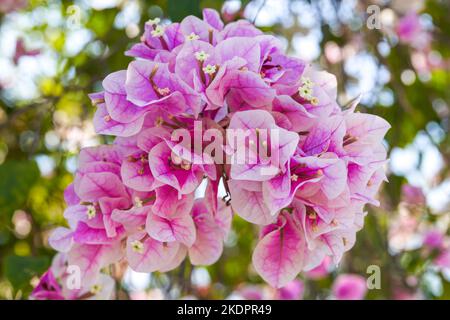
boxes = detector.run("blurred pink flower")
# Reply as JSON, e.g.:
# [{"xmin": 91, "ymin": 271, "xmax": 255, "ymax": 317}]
[
  {"xmin": 305, "ymin": 256, "xmax": 333, "ymax": 280},
  {"xmin": 275, "ymin": 280, "xmax": 304, "ymax": 300},
  {"xmin": 30, "ymin": 254, "xmax": 116, "ymax": 300},
  {"xmin": 129, "ymin": 289, "xmax": 164, "ymax": 300},
  {"xmin": 13, "ymin": 38, "xmax": 40, "ymax": 65},
  {"xmin": 423, "ymin": 230, "xmax": 445, "ymax": 249},
  {"xmin": 30, "ymin": 270, "xmax": 64, "ymax": 300},
  {"xmin": 234, "ymin": 280, "xmax": 304, "ymax": 300},
  {"xmin": 332, "ymin": 274, "xmax": 367, "ymax": 300},
  {"xmin": 394, "ymin": 289, "xmax": 422, "ymax": 300},
  {"xmin": 435, "ymin": 249, "xmax": 450, "ymax": 269},
  {"xmin": 401, "ymin": 184, "xmax": 426, "ymax": 207},
  {"xmin": 396, "ymin": 12, "xmax": 431, "ymax": 50},
  {"xmin": 388, "ymin": 213, "xmax": 420, "ymax": 252},
  {"xmin": 324, "ymin": 42, "xmax": 342, "ymax": 64},
  {"xmin": 238, "ymin": 285, "xmax": 266, "ymax": 300},
  {"xmin": 0, "ymin": 0, "xmax": 27, "ymax": 13},
  {"xmin": 411, "ymin": 51, "xmax": 446, "ymax": 74}
]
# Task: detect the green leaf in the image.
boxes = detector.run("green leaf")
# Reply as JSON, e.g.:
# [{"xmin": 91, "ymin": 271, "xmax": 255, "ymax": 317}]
[
  {"xmin": 3, "ymin": 255, "xmax": 50, "ymax": 290},
  {"xmin": 167, "ymin": 0, "xmax": 201, "ymax": 22},
  {"xmin": 0, "ymin": 160, "xmax": 40, "ymax": 217},
  {"xmin": 86, "ymin": 8, "xmax": 118, "ymax": 38}
]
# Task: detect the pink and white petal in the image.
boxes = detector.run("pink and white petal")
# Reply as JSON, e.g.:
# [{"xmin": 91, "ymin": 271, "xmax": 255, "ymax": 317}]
[
  {"xmin": 73, "ymin": 222, "xmax": 114, "ymax": 245},
  {"xmin": 74, "ymin": 172, "xmax": 127, "ymax": 201},
  {"xmin": 137, "ymin": 127, "xmax": 171, "ymax": 153},
  {"xmin": 49, "ymin": 227, "xmax": 74, "ymax": 253},
  {"xmin": 121, "ymin": 159, "xmax": 160, "ymax": 192},
  {"xmin": 228, "ymin": 109, "xmax": 276, "ymax": 131},
  {"xmin": 301, "ymin": 116, "xmax": 345, "ymax": 156},
  {"xmin": 125, "ymin": 60, "xmax": 161, "ymax": 106},
  {"xmin": 126, "ymin": 233, "xmax": 179, "ymax": 273},
  {"xmin": 146, "ymin": 211, "xmax": 196, "ymax": 247},
  {"xmin": 189, "ymin": 224, "xmax": 223, "ymax": 266},
  {"xmin": 68, "ymin": 242, "xmax": 123, "ymax": 287},
  {"xmin": 175, "ymin": 40, "xmax": 215, "ymax": 88},
  {"xmin": 152, "ymin": 185, "xmax": 195, "ymax": 218},
  {"xmin": 220, "ymin": 20, "xmax": 263, "ymax": 38},
  {"xmin": 221, "ymin": 70, "xmax": 275, "ymax": 109},
  {"xmin": 180, "ymin": 15, "xmax": 214, "ymax": 42},
  {"xmin": 202, "ymin": 8, "xmax": 224, "ymax": 30},
  {"xmin": 229, "ymin": 180, "xmax": 275, "ymax": 225},
  {"xmin": 215, "ymin": 37, "xmax": 261, "ymax": 72},
  {"xmin": 64, "ymin": 204, "xmax": 104, "ymax": 230},
  {"xmin": 64, "ymin": 183, "xmax": 80, "ymax": 206},
  {"xmin": 149, "ymin": 141, "xmax": 182, "ymax": 190},
  {"xmin": 93, "ymin": 103, "xmax": 145, "ymax": 137},
  {"xmin": 78, "ymin": 145, "xmax": 122, "ymax": 166},
  {"xmin": 85, "ymin": 274, "xmax": 116, "ymax": 300},
  {"xmin": 252, "ymin": 214, "xmax": 306, "ymax": 288},
  {"xmin": 102, "ymin": 70, "xmax": 147, "ymax": 123},
  {"xmin": 189, "ymin": 200, "xmax": 223, "ymax": 266},
  {"xmin": 262, "ymin": 169, "xmax": 296, "ymax": 216},
  {"xmin": 159, "ymin": 245, "xmax": 188, "ymax": 272},
  {"xmin": 111, "ymin": 206, "xmax": 150, "ymax": 231},
  {"xmin": 321, "ymin": 229, "xmax": 356, "ymax": 264},
  {"xmin": 215, "ymin": 199, "xmax": 233, "ymax": 239}
]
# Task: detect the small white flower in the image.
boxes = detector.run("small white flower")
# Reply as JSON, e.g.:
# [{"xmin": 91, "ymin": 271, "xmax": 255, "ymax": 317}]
[
  {"xmin": 147, "ymin": 17, "xmax": 161, "ymax": 26},
  {"xmin": 90, "ymin": 284, "xmax": 102, "ymax": 295},
  {"xmin": 298, "ymin": 86, "xmax": 313, "ymax": 100},
  {"xmin": 308, "ymin": 211, "xmax": 317, "ymax": 220},
  {"xmin": 131, "ymin": 240, "xmax": 144, "ymax": 253},
  {"xmin": 155, "ymin": 86, "xmax": 170, "ymax": 96},
  {"xmin": 202, "ymin": 64, "xmax": 216, "ymax": 75},
  {"xmin": 186, "ymin": 32, "xmax": 200, "ymax": 41},
  {"xmin": 310, "ymin": 96, "xmax": 319, "ymax": 106},
  {"xmin": 180, "ymin": 160, "xmax": 191, "ymax": 171},
  {"xmin": 154, "ymin": 116, "xmax": 164, "ymax": 127},
  {"xmin": 134, "ymin": 197, "xmax": 143, "ymax": 208},
  {"xmin": 195, "ymin": 50, "xmax": 209, "ymax": 61},
  {"xmin": 290, "ymin": 174, "xmax": 298, "ymax": 181},
  {"xmin": 301, "ymin": 76, "xmax": 313, "ymax": 88},
  {"xmin": 86, "ymin": 205, "xmax": 96, "ymax": 220},
  {"xmin": 171, "ymin": 154, "xmax": 182, "ymax": 165},
  {"xmin": 151, "ymin": 25, "xmax": 165, "ymax": 37}
]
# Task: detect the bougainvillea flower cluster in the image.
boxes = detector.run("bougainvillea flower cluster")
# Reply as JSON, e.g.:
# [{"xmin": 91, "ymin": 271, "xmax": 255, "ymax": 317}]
[{"xmin": 32, "ymin": 8, "xmax": 389, "ymax": 298}]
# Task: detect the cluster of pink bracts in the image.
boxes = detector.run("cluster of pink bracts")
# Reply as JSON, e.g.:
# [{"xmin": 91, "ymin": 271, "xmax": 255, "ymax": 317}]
[{"xmin": 32, "ymin": 8, "xmax": 389, "ymax": 299}]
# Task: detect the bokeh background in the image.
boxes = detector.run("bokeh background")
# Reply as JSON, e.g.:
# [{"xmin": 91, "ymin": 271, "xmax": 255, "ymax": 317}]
[{"xmin": 0, "ymin": 0, "xmax": 449, "ymax": 300}]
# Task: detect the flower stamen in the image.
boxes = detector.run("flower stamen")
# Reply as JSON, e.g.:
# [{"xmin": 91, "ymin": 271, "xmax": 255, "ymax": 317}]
[
  {"xmin": 203, "ymin": 64, "xmax": 217, "ymax": 75},
  {"xmin": 131, "ymin": 240, "xmax": 144, "ymax": 253},
  {"xmin": 186, "ymin": 32, "xmax": 200, "ymax": 41},
  {"xmin": 146, "ymin": 18, "xmax": 161, "ymax": 26},
  {"xmin": 195, "ymin": 51, "xmax": 209, "ymax": 62},
  {"xmin": 134, "ymin": 196, "xmax": 143, "ymax": 208},
  {"xmin": 90, "ymin": 284, "xmax": 102, "ymax": 295},
  {"xmin": 86, "ymin": 205, "xmax": 96, "ymax": 220},
  {"xmin": 343, "ymin": 134, "xmax": 358, "ymax": 146},
  {"xmin": 151, "ymin": 25, "xmax": 165, "ymax": 38}
]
